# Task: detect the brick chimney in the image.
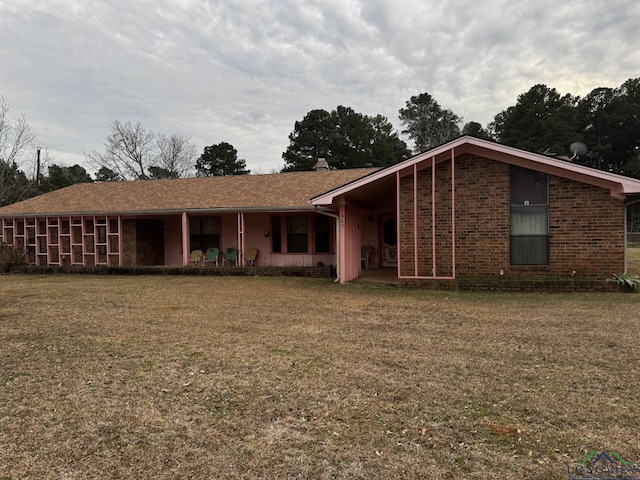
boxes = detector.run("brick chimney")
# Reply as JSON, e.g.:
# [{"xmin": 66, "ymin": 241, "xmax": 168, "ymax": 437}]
[{"xmin": 314, "ymin": 158, "xmax": 329, "ymax": 171}]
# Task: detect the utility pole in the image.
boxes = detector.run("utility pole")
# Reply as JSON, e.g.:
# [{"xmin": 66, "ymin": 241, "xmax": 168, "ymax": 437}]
[{"xmin": 35, "ymin": 147, "xmax": 41, "ymax": 195}]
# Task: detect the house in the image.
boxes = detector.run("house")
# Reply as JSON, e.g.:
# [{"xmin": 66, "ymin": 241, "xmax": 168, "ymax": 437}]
[
  {"xmin": 311, "ymin": 136, "xmax": 640, "ymax": 285},
  {"xmin": 0, "ymin": 166, "xmax": 376, "ymax": 270},
  {"xmin": 2, "ymin": 136, "xmax": 640, "ymax": 288}
]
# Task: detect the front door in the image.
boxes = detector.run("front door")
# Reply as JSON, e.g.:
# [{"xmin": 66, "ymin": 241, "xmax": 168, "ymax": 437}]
[{"xmin": 381, "ymin": 216, "xmax": 397, "ymax": 267}]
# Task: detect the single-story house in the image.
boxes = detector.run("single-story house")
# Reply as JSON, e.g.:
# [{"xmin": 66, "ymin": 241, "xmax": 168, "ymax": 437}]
[
  {"xmin": 0, "ymin": 165, "xmax": 375, "ymax": 272},
  {"xmin": 2, "ymin": 136, "xmax": 640, "ymax": 287}
]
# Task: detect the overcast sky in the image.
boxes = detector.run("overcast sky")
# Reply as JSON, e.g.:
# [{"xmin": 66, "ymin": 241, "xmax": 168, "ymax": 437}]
[{"xmin": 1, "ymin": 0, "xmax": 638, "ymax": 175}]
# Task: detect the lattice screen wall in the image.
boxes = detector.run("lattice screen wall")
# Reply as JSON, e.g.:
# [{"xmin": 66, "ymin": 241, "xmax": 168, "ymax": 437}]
[{"xmin": 1, "ymin": 216, "xmax": 122, "ymax": 266}]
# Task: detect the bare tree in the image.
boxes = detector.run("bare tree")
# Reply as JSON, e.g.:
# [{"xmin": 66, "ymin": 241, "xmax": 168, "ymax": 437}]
[
  {"xmin": 0, "ymin": 96, "xmax": 36, "ymax": 206},
  {"xmin": 86, "ymin": 122, "xmax": 197, "ymax": 180},
  {"xmin": 0, "ymin": 97, "xmax": 36, "ymax": 167},
  {"xmin": 85, "ymin": 121, "xmax": 155, "ymax": 180},
  {"xmin": 154, "ymin": 133, "xmax": 197, "ymax": 178}
]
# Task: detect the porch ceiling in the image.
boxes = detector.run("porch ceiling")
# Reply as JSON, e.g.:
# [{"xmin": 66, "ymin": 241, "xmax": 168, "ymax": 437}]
[{"xmin": 340, "ymin": 174, "xmax": 397, "ymax": 211}]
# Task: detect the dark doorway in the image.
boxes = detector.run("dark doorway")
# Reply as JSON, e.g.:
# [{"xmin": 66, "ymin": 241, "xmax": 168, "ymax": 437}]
[{"xmin": 136, "ymin": 219, "xmax": 165, "ymax": 266}]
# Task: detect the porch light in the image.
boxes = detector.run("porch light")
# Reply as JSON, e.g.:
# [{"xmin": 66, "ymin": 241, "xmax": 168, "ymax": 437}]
[{"xmin": 264, "ymin": 231, "xmax": 269, "ymax": 237}]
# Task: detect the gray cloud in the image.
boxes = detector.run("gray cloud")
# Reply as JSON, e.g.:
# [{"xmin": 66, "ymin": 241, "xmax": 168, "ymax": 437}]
[{"xmin": 0, "ymin": 0, "xmax": 638, "ymax": 174}]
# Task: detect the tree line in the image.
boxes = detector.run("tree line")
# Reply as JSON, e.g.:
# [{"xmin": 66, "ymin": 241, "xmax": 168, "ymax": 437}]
[{"xmin": 1, "ymin": 77, "xmax": 640, "ymax": 207}]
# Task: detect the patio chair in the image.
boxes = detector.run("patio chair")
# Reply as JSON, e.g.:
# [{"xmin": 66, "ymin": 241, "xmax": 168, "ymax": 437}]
[
  {"xmin": 223, "ymin": 247, "xmax": 238, "ymax": 266},
  {"xmin": 361, "ymin": 245, "xmax": 374, "ymax": 270},
  {"xmin": 190, "ymin": 249, "xmax": 203, "ymax": 266},
  {"xmin": 244, "ymin": 248, "xmax": 258, "ymax": 266},
  {"xmin": 205, "ymin": 247, "xmax": 219, "ymax": 266}
]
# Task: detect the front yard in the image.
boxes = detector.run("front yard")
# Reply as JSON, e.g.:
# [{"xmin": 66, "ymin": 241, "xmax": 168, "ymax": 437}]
[{"xmin": 1, "ymin": 275, "xmax": 639, "ymax": 479}]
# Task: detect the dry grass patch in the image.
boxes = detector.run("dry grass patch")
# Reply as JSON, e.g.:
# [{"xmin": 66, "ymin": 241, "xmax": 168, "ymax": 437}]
[{"xmin": 1, "ymin": 275, "xmax": 639, "ymax": 479}]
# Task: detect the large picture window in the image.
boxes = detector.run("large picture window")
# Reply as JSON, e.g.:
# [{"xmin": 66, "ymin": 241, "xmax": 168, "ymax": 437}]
[
  {"xmin": 510, "ymin": 166, "xmax": 549, "ymax": 265},
  {"xmin": 271, "ymin": 214, "xmax": 333, "ymax": 254},
  {"xmin": 190, "ymin": 217, "xmax": 220, "ymax": 251}
]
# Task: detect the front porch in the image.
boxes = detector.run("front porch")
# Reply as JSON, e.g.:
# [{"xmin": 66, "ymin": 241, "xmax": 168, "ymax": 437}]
[
  {"xmin": 0, "ymin": 205, "xmax": 401, "ymax": 283},
  {"xmin": 0, "ymin": 210, "xmax": 342, "ymax": 269}
]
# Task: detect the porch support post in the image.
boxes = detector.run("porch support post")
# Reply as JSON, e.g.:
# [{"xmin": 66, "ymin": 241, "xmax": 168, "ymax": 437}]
[
  {"xmin": 181, "ymin": 212, "xmax": 189, "ymax": 266},
  {"xmin": 451, "ymin": 148, "xmax": 456, "ymax": 278},
  {"xmin": 339, "ymin": 203, "xmax": 347, "ymax": 283},
  {"xmin": 81, "ymin": 216, "xmax": 87, "ymax": 267},
  {"xmin": 396, "ymin": 171, "xmax": 401, "ymax": 279},
  {"xmin": 413, "ymin": 163, "xmax": 418, "ymax": 276},
  {"xmin": 118, "ymin": 216, "xmax": 123, "ymax": 266},
  {"xmin": 624, "ymin": 203, "xmax": 628, "ymax": 273},
  {"xmin": 431, "ymin": 156, "xmax": 436, "ymax": 277},
  {"xmin": 237, "ymin": 212, "xmax": 245, "ymax": 266},
  {"xmin": 335, "ymin": 213, "xmax": 340, "ymax": 281}
]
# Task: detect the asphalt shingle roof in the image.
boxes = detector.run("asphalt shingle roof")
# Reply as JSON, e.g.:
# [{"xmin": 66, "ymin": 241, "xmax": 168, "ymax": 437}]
[{"xmin": 0, "ymin": 169, "xmax": 378, "ymax": 217}]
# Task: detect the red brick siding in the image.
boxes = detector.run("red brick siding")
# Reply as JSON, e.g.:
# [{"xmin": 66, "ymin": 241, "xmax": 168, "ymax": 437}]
[
  {"xmin": 399, "ymin": 154, "xmax": 626, "ymax": 279},
  {"xmin": 121, "ymin": 219, "xmax": 136, "ymax": 266},
  {"xmin": 399, "ymin": 174, "xmax": 415, "ymax": 276},
  {"xmin": 454, "ymin": 157, "xmax": 510, "ymax": 276},
  {"xmin": 400, "ymin": 163, "xmax": 455, "ymax": 277},
  {"xmin": 135, "ymin": 219, "xmax": 165, "ymax": 266},
  {"xmin": 547, "ymin": 178, "xmax": 625, "ymax": 277},
  {"xmin": 121, "ymin": 219, "xmax": 166, "ymax": 266}
]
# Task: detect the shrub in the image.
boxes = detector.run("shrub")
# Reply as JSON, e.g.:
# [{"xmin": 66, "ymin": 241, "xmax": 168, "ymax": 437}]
[
  {"xmin": 0, "ymin": 242, "xmax": 26, "ymax": 273},
  {"xmin": 607, "ymin": 272, "xmax": 640, "ymax": 291}
]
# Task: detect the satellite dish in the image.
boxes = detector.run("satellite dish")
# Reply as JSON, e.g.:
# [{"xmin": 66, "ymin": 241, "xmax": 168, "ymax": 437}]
[{"xmin": 569, "ymin": 142, "xmax": 587, "ymax": 160}]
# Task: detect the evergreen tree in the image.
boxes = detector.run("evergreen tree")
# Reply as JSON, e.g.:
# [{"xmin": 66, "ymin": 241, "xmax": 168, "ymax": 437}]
[
  {"xmin": 398, "ymin": 93, "xmax": 462, "ymax": 153},
  {"xmin": 282, "ymin": 107, "xmax": 409, "ymax": 171},
  {"xmin": 576, "ymin": 79, "xmax": 640, "ymax": 177},
  {"xmin": 195, "ymin": 142, "xmax": 250, "ymax": 176},
  {"xmin": 41, "ymin": 164, "xmax": 93, "ymax": 192},
  {"xmin": 490, "ymin": 84, "xmax": 579, "ymax": 156}
]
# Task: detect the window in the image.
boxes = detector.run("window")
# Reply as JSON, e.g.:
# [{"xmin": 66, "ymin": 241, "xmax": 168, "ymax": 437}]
[
  {"xmin": 26, "ymin": 226, "xmax": 36, "ymax": 258},
  {"xmin": 510, "ymin": 166, "xmax": 549, "ymax": 265},
  {"xmin": 190, "ymin": 217, "xmax": 220, "ymax": 251},
  {"xmin": 271, "ymin": 214, "xmax": 332, "ymax": 254},
  {"xmin": 286, "ymin": 215, "xmax": 308, "ymax": 253},
  {"xmin": 314, "ymin": 214, "xmax": 331, "ymax": 253}
]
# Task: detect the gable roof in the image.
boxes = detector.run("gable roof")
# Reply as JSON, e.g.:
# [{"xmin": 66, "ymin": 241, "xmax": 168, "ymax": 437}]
[
  {"xmin": 311, "ymin": 136, "xmax": 640, "ymax": 204},
  {"xmin": 0, "ymin": 168, "xmax": 377, "ymax": 217}
]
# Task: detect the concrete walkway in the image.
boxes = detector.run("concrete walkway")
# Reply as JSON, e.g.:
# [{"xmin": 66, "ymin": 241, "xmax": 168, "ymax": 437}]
[{"xmin": 353, "ymin": 268, "xmax": 399, "ymax": 285}]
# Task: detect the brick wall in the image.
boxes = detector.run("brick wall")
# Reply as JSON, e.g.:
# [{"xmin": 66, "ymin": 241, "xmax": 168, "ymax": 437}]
[
  {"xmin": 546, "ymin": 178, "xmax": 625, "ymax": 276},
  {"xmin": 121, "ymin": 219, "xmax": 136, "ymax": 266},
  {"xmin": 399, "ymin": 154, "xmax": 626, "ymax": 280},
  {"xmin": 400, "ymin": 162, "xmax": 458, "ymax": 277},
  {"xmin": 455, "ymin": 156, "xmax": 510, "ymax": 277},
  {"xmin": 135, "ymin": 219, "xmax": 165, "ymax": 266},
  {"xmin": 121, "ymin": 219, "xmax": 166, "ymax": 266}
]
